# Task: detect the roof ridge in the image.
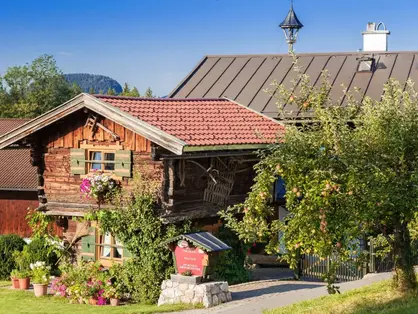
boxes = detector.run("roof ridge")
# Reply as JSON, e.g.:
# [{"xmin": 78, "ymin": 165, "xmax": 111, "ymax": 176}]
[
  {"xmin": 93, "ymin": 94, "xmax": 231, "ymax": 102},
  {"xmin": 202, "ymin": 50, "xmax": 418, "ymax": 58}
]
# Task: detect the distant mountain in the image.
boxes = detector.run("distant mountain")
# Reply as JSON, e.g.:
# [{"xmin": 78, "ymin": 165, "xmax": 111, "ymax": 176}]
[{"xmin": 64, "ymin": 73, "xmax": 122, "ymax": 94}]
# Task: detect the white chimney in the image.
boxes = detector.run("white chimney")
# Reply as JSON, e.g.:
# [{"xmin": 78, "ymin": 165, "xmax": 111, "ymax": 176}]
[{"xmin": 362, "ymin": 22, "xmax": 390, "ymax": 52}]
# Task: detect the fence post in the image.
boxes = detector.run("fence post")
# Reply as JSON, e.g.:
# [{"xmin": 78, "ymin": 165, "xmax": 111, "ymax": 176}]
[
  {"xmin": 294, "ymin": 249, "xmax": 301, "ymax": 280},
  {"xmin": 369, "ymin": 240, "xmax": 375, "ymax": 273}
]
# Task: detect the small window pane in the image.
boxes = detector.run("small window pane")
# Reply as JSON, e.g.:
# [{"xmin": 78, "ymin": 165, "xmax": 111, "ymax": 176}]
[
  {"xmin": 104, "ymin": 153, "xmax": 115, "ymax": 171},
  {"xmin": 90, "ymin": 151, "xmax": 102, "ymax": 170},
  {"xmin": 100, "ymin": 233, "xmax": 112, "ymax": 258},
  {"xmin": 114, "ymin": 238, "xmax": 123, "ymax": 259}
]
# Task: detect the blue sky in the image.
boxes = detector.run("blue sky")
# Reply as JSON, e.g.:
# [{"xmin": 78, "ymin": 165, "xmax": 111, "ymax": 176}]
[{"xmin": 0, "ymin": 0, "xmax": 417, "ymax": 96}]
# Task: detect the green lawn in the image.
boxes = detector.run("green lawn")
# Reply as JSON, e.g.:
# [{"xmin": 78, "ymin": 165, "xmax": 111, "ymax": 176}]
[
  {"xmin": 266, "ymin": 280, "xmax": 418, "ymax": 314},
  {"xmin": 0, "ymin": 281, "xmax": 197, "ymax": 314}
]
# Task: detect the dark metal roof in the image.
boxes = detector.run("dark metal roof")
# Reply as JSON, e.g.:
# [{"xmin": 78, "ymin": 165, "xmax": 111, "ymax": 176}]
[
  {"xmin": 279, "ymin": 3, "xmax": 303, "ymax": 29},
  {"xmin": 0, "ymin": 119, "xmax": 37, "ymax": 190},
  {"xmin": 164, "ymin": 232, "xmax": 231, "ymax": 252},
  {"xmin": 168, "ymin": 51, "xmax": 418, "ymax": 120}
]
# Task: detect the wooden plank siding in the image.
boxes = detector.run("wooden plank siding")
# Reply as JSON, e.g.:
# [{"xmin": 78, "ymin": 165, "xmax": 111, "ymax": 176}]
[
  {"xmin": 0, "ymin": 191, "xmax": 63, "ymax": 237},
  {"xmin": 44, "ymin": 110, "xmax": 152, "ymax": 153},
  {"xmin": 38, "ymin": 110, "xmax": 161, "ymax": 203}
]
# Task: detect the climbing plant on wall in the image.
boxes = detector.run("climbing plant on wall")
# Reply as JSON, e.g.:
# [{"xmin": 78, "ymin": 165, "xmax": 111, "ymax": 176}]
[{"xmin": 86, "ymin": 168, "xmax": 192, "ymax": 303}]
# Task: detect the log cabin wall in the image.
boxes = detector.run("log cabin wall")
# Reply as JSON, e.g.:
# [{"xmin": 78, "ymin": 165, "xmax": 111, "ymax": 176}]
[
  {"xmin": 0, "ymin": 191, "xmax": 63, "ymax": 237},
  {"xmin": 36, "ymin": 110, "xmax": 162, "ymax": 203}
]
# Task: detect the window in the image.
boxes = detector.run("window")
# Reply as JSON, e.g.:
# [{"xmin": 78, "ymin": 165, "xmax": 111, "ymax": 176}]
[
  {"xmin": 88, "ymin": 150, "xmax": 115, "ymax": 172},
  {"xmin": 357, "ymin": 57, "xmax": 375, "ymax": 72},
  {"xmin": 96, "ymin": 232, "xmax": 123, "ymax": 266}
]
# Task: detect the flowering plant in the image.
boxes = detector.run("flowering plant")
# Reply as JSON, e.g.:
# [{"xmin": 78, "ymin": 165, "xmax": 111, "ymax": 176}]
[
  {"xmin": 30, "ymin": 261, "xmax": 51, "ymax": 284},
  {"xmin": 80, "ymin": 171, "xmax": 119, "ymax": 203},
  {"xmin": 85, "ymin": 279, "xmax": 107, "ymax": 305},
  {"xmin": 51, "ymin": 277, "xmax": 67, "ymax": 297},
  {"xmin": 103, "ymin": 280, "xmax": 122, "ymax": 299}
]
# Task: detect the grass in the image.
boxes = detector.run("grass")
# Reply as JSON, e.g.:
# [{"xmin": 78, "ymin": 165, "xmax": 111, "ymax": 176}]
[
  {"xmin": 0, "ymin": 281, "xmax": 198, "ymax": 314},
  {"xmin": 265, "ymin": 280, "xmax": 418, "ymax": 314}
]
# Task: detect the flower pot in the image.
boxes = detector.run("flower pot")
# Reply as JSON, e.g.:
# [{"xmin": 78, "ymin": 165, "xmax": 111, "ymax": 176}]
[
  {"xmin": 18, "ymin": 278, "xmax": 30, "ymax": 290},
  {"xmin": 11, "ymin": 278, "xmax": 20, "ymax": 289},
  {"xmin": 88, "ymin": 298, "xmax": 98, "ymax": 306},
  {"xmin": 110, "ymin": 298, "xmax": 120, "ymax": 306},
  {"xmin": 33, "ymin": 283, "xmax": 48, "ymax": 297}
]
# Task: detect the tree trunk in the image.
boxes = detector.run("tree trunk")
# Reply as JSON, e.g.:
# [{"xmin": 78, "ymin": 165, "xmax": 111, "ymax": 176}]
[{"xmin": 393, "ymin": 222, "xmax": 416, "ymax": 292}]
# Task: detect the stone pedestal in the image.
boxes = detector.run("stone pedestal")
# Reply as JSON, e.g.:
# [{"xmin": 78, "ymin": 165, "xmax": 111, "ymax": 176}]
[{"xmin": 158, "ymin": 279, "xmax": 232, "ymax": 308}]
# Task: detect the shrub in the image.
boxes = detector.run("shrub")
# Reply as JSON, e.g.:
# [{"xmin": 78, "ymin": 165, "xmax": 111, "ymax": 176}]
[
  {"xmin": 0, "ymin": 234, "xmax": 26, "ymax": 279},
  {"xmin": 212, "ymin": 226, "xmax": 251, "ymax": 285},
  {"xmin": 25, "ymin": 237, "xmax": 61, "ymax": 272}
]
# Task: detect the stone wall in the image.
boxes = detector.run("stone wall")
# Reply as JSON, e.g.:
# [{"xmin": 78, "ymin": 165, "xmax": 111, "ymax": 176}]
[{"xmin": 158, "ymin": 280, "xmax": 232, "ymax": 308}]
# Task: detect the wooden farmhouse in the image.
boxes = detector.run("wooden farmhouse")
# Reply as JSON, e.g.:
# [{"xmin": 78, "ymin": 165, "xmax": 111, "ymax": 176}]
[{"xmin": 0, "ymin": 93, "xmax": 284, "ymax": 263}]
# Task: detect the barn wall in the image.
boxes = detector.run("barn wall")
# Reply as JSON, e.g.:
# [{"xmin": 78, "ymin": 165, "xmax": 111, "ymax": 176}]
[{"xmin": 0, "ymin": 191, "xmax": 63, "ymax": 237}]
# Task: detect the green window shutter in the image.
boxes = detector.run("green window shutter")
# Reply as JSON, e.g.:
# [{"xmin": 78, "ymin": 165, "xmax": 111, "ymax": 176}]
[
  {"xmin": 70, "ymin": 148, "xmax": 87, "ymax": 175},
  {"xmin": 115, "ymin": 150, "xmax": 132, "ymax": 178},
  {"xmin": 80, "ymin": 227, "xmax": 96, "ymax": 261}
]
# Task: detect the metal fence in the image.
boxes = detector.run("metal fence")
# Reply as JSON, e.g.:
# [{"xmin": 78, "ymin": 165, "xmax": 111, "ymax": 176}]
[
  {"xmin": 301, "ymin": 254, "xmax": 366, "ymax": 282},
  {"xmin": 300, "ymin": 239, "xmax": 418, "ymax": 282}
]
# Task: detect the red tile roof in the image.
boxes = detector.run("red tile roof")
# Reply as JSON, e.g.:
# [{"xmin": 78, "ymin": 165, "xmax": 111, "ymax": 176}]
[
  {"xmin": 94, "ymin": 96, "xmax": 285, "ymax": 147},
  {"xmin": 0, "ymin": 119, "xmax": 37, "ymax": 190}
]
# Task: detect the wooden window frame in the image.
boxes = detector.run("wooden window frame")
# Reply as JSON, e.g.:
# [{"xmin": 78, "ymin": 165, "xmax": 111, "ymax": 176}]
[
  {"xmin": 87, "ymin": 149, "xmax": 116, "ymax": 173},
  {"xmin": 95, "ymin": 231, "xmax": 124, "ymax": 267},
  {"xmin": 80, "ymin": 143, "xmax": 123, "ymax": 176}
]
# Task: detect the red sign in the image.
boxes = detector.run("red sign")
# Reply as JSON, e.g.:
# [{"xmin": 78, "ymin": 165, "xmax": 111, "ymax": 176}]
[{"xmin": 174, "ymin": 244, "xmax": 208, "ymax": 276}]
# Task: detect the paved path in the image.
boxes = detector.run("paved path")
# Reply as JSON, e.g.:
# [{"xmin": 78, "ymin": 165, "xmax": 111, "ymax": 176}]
[{"xmin": 173, "ymin": 272, "xmax": 393, "ymax": 314}]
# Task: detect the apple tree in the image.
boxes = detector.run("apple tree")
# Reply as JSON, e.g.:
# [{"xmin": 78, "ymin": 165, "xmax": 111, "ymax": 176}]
[{"xmin": 221, "ymin": 60, "xmax": 418, "ymax": 293}]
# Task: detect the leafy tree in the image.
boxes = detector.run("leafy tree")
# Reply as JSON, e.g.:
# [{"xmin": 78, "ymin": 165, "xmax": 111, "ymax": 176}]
[
  {"xmin": 144, "ymin": 87, "xmax": 155, "ymax": 98},
  {"xmin": 70, "ymin": 82, "xmax": 83, "ymax": 96},
  {"xmin": 221, "ymin": 57, "xmax": 418, "ymax": 293},
  {"xmin": 88, "ymin": 87, "xmax": 95, "ymax": 94},
  {"xmin": 0, "ymin": 55, "xmax": 79, "ymax": 118}
]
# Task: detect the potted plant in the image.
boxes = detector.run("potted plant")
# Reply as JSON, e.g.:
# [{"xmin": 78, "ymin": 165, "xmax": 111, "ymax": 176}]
[
  {"xmin": 16, "ymin": 269, "xmax": 31, "ymax": 290},
  {"xmin": 30, "ymin": 261, "xmax": 51, "ymax": 297},
  {"xmin": 10, "ymin": 269, "xmax": 20, "ymax": 289},
  {"xmin": 103, "ymin": 282, "xmax": 122, "ymax": 306},
  {"xmin": 12, "ymin": 249, "xmax": 31, "ymax": 290},
  {"xmin": 86, "ymin": 279, "xmax": 104, "ymax": 305}
]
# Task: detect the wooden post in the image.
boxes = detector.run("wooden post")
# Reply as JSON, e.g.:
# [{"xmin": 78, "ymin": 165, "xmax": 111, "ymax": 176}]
[{"xmin": 30, "ymin": 140, "xmax": 47, "ymax": 205}]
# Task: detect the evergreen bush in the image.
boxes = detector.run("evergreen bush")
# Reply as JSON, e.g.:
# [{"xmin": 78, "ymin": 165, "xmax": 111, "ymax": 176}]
[
  {"xmin": 0, "ymin": 234, "xmax": 26, "ymax": 279},
  {"xmin": 212, "ymin": 226, "xmax": 251, "ymax": 285}
]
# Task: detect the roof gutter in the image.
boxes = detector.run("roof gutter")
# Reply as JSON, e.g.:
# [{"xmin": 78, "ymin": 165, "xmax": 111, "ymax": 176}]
[
  {"xmin": 183, "ymin": 144, "xmax": 271, "ymax": 153},
  {"xmin": 0, "ymin": 188, "xmax": 38, "ymax": 192}
]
